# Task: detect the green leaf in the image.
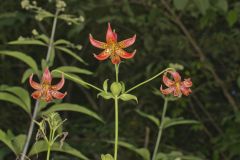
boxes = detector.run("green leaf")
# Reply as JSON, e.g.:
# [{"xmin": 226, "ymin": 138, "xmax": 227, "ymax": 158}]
[
  {"xmin": 21, "ymin": 68, "xmax": 34, "ymax": 83},
  {"xmin": 0, "ymin": 86, "xmax": 31, "ymax": 113},
  {"xmin": 41, "ymin": 103, "xmax": 104, "ymax": 123},
  {"xmin": 116, "ymin": 141, "xmax": 150, "ymax": 160},
  {"xmin": 216, "ymin": 0, "xmax": 228, "ymax": 12},
  {"xmin": 0, "ymin": 50, "xmax": 38, "ymax": 73},
  {"xmin": 0, "ymin": 92, "xmax": 30, "ymax": 114},
  {"xmin": 173, "ymin": 0, "xmax": 189, "ymax": 10},
  {"xmin": 227, "ymin": 10, "xmax": 238, "ymax": 27},
  {"xmin": 11, "ymin": 134, "xmax": 26, "ymax": 154},
  {"xmin": 28, "ymin": 141, "xmax": 89, "ymax": 160},
  {"xmin": 103, "ymin": 79, "xmax": 109, "ymax": 92},
  {"xmin": 56, "ymin": 46, "xmax": 86, "ymax": 64},
  {"xmin": 135, "ymin": 109, "xmax": 160, "ymax": 127},
  {"xmin": 119, "ymin": 93, "xmax": 138, "ymax": 103},
  {"xmin": 0, "ymin": 129, "xmax": 16, "ymax": 154},
  {"xmin": 54, "ymin": 39, "xmax": 72, "ymax": 46},
  {"xmin": 8, "ymin": 38, "xmax": 46, "ymax": 46},
  {"xmin": 163, "ymin": 117, "xmax": 199, "ymax": 129},
  {"xmin": 97, "ymin": 92, "xmax": 113, "ymax": 100},
  {"xmin": 56, "ymin": 66, "xmax": 93, "ymax": 75},
  {"xmin": 193, "ymin": 0, "xmax": 210, "ymax": 15}
]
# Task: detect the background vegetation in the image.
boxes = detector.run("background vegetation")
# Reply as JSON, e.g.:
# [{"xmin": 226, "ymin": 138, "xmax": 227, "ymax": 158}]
[{"xmin": 0, "ymin": 0, "xmax": 240, "ymax": 159}]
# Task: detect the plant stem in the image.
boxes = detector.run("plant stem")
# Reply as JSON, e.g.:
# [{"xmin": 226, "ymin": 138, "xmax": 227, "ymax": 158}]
[
  {"xmin": 46, "ymin": 145, "xmax": 51, "ymax": 160},
  {"xmin": 152, "ymin": 98, "xmax": 168, "ymax": 160},
  {"xmin": 115, "ymin": 64, "xmax": 119, "ymax": 82},
  {"xmin": 114, "ymin": 64, "xmax": 119, "ymax": 160},
  {"xmin": 125, "ymin": 68, "xmax": 173, "ymax": 94},
  {"xmin": 114, "ymin": 97, "xmax": 119, "ymax": 160},
  {"xmin": 20, "ymin": 10, "xmax": 59, "ymax": 160}
]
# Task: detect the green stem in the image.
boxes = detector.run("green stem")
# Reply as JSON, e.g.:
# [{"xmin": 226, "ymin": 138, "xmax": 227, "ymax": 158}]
[
  {"xmin": 53, "ymin": 70, "xmax": 103, "ymax": 92},
  {"xmin": 46, "ymin": 144, "xmax": 51, "ymax": 160},
  {"xmin": 125, "ymin": 68, "xmax": 173, "ymax": 94},
  {"xmin": 114, "ymin": 97, "xmax": 119, "ymax": 160},
  {"xmin": 115, "ymin": 64, "xmax": 119, "ymax": 82},
  {"xmin": 152, "ymin": 98, "xmax": 168, "ymax": 160}
]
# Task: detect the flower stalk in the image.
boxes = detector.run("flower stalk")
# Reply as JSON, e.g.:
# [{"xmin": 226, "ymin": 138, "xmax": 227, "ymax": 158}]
[
  {"xmin": 152, "ymin": 98, "xmax": 168, "ymax": 160},
  {"xmin": 20, "ymin": 10, "xmax": 60, "ymax": 160}
]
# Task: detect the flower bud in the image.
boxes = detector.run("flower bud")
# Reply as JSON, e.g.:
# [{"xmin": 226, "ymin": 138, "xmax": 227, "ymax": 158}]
[{"xmin": 110, "ymin": 82, "xmax": 122, "ymax": 96}]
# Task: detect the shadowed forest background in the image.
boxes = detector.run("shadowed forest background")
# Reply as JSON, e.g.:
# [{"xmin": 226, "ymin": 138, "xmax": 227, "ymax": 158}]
[{"xmin": 0, "ymin": 0, "xmax": 240, "ymax": 160}]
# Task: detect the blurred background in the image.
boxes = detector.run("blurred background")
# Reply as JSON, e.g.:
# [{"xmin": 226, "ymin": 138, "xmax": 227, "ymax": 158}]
[{"xmin": 0, "ymin": 0, "xmax": 240, "ymax": 159}]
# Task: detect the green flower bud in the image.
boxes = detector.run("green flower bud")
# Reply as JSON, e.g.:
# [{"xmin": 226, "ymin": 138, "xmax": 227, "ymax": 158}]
[{"xmin": 110, "ymin": 82, "xmax": 122, "ymax": 96}]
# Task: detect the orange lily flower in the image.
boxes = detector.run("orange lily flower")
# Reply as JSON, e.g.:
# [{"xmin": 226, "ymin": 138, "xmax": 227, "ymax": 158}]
[
  {"xmin": 160, "ymin": 71, "xmax": 192, "ymax": 97},
  {"xmin": 29, "ymin": 68, "xmax": 67, "ymax": 102},
  {"xmin": 89, "ymin": 23, "xmax": 136, "ymax": 64}
]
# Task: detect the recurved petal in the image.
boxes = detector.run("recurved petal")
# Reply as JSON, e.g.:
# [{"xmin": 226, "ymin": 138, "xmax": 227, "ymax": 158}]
[
  {"xmin": 31, "ymin": 90, "xmax": 42, "ymax": 100},
  {"xmin": 160, "ymin": 85, "xmax": 174, "ymax": 95},
  {"xmin": 118, "ymin": 34, "xmax": 136, "ymax": 48},
  {"xmin": 42, "ymin": 68, "xmax": 52, "ymax": 84},
  {"xmin": 111, "ymin": 55, "xmax": 121, "ymax": 64},
  {"xmin": 51, "ymin": 74, "xmax": 65, "ymax": 90},
  {"xmin": 116, "ymin": 49, "xmax": 136, "ymax": 59},
  {"xmin": 163, "ymin": 74, "xmax": 175, "ymax": 87},
  {"xmin": 89, "ymin": 34, "xmax": 107, "ymax": 49},
  {"xmin": 94, "ymin": 51, "xmax": 111, "ymax": 61},
  {"xmin": 106, "ymin": 23, "xmax": 117, "ymax": 43},
  {"xmin": 51, "ymin": 90, "xmax": 67, "ymax": 99},
  {"xmin": 182, "ymin": 78, "xmax": 192, "ymax": 88},
  {"xmin": 180, "ymin": 86, "xmax": 192, "ymax": 96},
  {"xmin": 169, "ymin": 71, "xmax": 181, "ymax": 82},
  {"xmin": 29, "ymin": 74, "xmax": 41, "ymax": 90}
]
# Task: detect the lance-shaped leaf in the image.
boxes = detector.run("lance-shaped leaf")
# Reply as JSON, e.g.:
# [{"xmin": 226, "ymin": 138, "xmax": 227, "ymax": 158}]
[
  {"xmin": 119, "ymin": 93, "xmax": 138, "ymax": 103},
  {"xmin": 0, "ymin": 129, "xmax": 16, "ymax": 154},
  {"xmin": 21, "ymin": 68, "xmax": 34, "ymax": 83},
  {"xmin": 56, "ymin": 66, "xmax": 93, "ymax": 75},
  {"xmin": 108, "ymin": 141, "xmax": 150, "ymax": 160},
  {"xmin": 103, "ymin": 79, "xmax": 109, "ymax": 92},
  {"xmin": 8, "ymin": 38, "xmax": 47, "ymax": 46},
  {"xmin": 56, "ymin": 46, "xmax": 86, "ymax": 64},
  {"xmin": 28, "ymin": 141, "xmax": 89, "ymax": 160},
  {"xmin": 0, "ymin": 86, "xmax": 31, "ymax": 113},
  {"xmin": 163, "ymin": 117, "xmax": 199, "ymax": 129},
  {"xmin": 0, "ymin": 50, "xmax": 38, "ymax": 73},
  {"xmin": 135, "ymin": 109, "xmax": 160, "ymax": 127},
  {"xmin": 41, "ymin": 103, "xmax": 104, "ymax": 123},
  {"xmin": 11, "ymin": 134, "xmax": 27, "ymax": 155},
  {"xmin": 0, "ymin": 92, "xmax": 30, "ymax": 114}
]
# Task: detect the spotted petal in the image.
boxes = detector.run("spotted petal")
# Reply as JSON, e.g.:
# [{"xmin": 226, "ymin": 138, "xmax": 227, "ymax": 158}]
[
  {"xmin": 182, "ymin": 78, "xmax": 192, "ymax": 88},
  {"xmin": 31, "ymin": 91, "xmax": 42, "ymax": 99},
  {"xmin": 169, "ymin": 71, "xmax": 181, "ymax": 82},
  {"xmin": 118, "ymin": 34, "xmax": 136, "ymax": 48},
  {"xmin": 51, "ymin": 90, "xmax": 67, "ymax": 99},
  {"xmin": 163, "ymin": 74, "xmax": 175, "ymax": 87},
  {"xmin": 173, "ymin": 87, "xmax": 182, "ymax": 97},
  {"xmin": 117, "ymin": 49, "xmax": 136, "ymax": 59},
  {"xmin": 89, "ymin": 34, "xmax": 107, "ymax": 49},
  {"xmin": 94, "ymin": 51, "xmax": 111, "ymax": 61},
  {"xmin": 106, "ymin": 23, "xmax": 117, "ymax": 43},
  {"xmin": 29, "ymin": 74, "xmax": 41, "ymax": 90},
  {"xmin": 42, "ymin": 68, "xmax": 52, "ymax": 84},
  {"xmin": 51, "ymin": 74, "xmax": 65, "ymax": 91},
  {"xmin": 160, "ymin": 85, "xmax": 174, "ymax": 95},
  {"xmin": 180, "ymin": 86, "xmax": 192, "ymax": 96}
]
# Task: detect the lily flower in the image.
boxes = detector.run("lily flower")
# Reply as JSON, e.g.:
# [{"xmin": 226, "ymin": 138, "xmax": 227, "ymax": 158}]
[
  {"xmin": 29, "ymin": 68, "xmax": 67, "ymax": 102},
  {"xmin": 89, "ymin": 23, "xmax": 136, "ymax": 64},
  {"xmin": 160, "ymin": 71, "xmax": 192, "ymax": 97}
]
